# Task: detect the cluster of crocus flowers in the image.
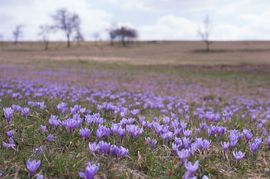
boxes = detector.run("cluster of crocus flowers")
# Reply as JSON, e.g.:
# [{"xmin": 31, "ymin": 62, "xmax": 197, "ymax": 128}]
[
  {"xmin": 89, "ymin": 141, "xmax": 128, "ymax": 158},
  {"xmin": 2, "ymin": 130, "xmax": 16, "ymax": 150}
]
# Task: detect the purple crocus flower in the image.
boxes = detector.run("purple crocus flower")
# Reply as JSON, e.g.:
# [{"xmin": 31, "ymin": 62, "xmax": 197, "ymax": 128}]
[
  {"xmin": 79, "ymin": 162, "xmax": 99, "ymax": 179},
  {"xmin": 79, "ymin": 128, "xmax": 91, "ymax": 140},
  {"xmin": 85, "ymin": 113, "xmax": 105, "ymax": 126},
  {"xmin": 221, "ymin": 142, "xmax": 230, "ymax": 151},
  {"xmin": 48, "ymin": 115, "xmax": 61, "ymax": 128},
  {"xmin": 89, "ymin": 142, "xmax": 99, "ymax": 153},
  {"xmin": 26, "ymin": 159, "xmax": 41, "ymax": 177},
  {"xmin": 62, "ymin": 117, "xmax": 82, "ymax": 132},
  {"xmin": 145, "ymin": 137, "xmax": 157, "ymax": 148},
  {"xmin": 21, "ymin": 107, "xmax": 30, "ymax": 117},
  {"xmin": 6, "ymin": 130, "xmax": 13, "ymax": 138},
  {"xmin": 233, "ymin": 151, "xmax": 245, "ymax": 161},
  {"xmin": 185, "ymin": 160, "xmax": 199, "ymax": 173},
  {"xmin": 249, "ymin": 138, "xmax": 262, "ymax": 154},
  {"xmin": 70, "ymin": 105, "xmax": 81, "ymax": 115},
  {"xmin": 111, "ymin": 123, "xmax": 125, "ymax": 139},
  {"xmin": 2, "ymin": 140, "xmax": 16, "ymax": 150},
  {"xmin": 96, "ymin": 125, "xmax": 111, "ymax": 139},
  {"xmin": 47, "ymin": 134, "xmax": 55, "ymax": 142},
  {"xmin": 184, "ymin": 160, "xmax": 199, "ymax": 178},
  {"xmin": 110, "ymin": 145, "xmax": 129, "ymax": 158},
  {"xmin": 97, "ymin": 141, "xmax": 111, "ymax": 155},
  {"xmin": 243, "ymin": 129, "xmax": 253, "ymax": 141},
  {"xmin": 3, "ymin": 107, "xmax": 14, "ymax": 123},
  {"xmin": 177, "ymin": 149, "xmax": 191, "ymax": 162},
  {"xmin": 126, "ymin": 125, "xmax": 143, "ymax": 138}
]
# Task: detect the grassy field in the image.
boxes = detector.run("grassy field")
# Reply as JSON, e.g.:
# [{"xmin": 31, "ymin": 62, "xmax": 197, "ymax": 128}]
[{"xmin": 0, "ymin": 41, "xmax": 270, "ymax": 178}]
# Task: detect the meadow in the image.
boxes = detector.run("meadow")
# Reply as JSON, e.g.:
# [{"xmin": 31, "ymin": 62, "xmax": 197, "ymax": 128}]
[{"xmin": 0, "ymin": 41, "xmax": 270, "ymax": 178}]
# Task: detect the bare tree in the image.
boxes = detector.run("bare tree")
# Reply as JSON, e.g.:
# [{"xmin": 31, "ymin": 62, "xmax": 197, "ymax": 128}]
[
  {"xmin": 39, "ymin": 25, "xmax": 53, "ymax": 50},
  {"xmin": 13, "ymin": 25, "xmax": 24, "ymax": 44},
  {"xmin": 198, "ymin": 16, "xmax": 212, "ymax": 52},
  {"xmin": 109, "ymin": 26, "xmax": 138, "ymax": 46},
  {"xmin": 52, "ymin": 8, "xmax": 81, "ymax": 48},
  {"xmin": 73, "ymin": 28, "xmax": 84, "ymax": 46}
]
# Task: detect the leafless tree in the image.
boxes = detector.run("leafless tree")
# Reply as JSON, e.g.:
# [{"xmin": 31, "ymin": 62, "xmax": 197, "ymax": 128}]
[
  {"xmin": 39, "ymin": 25, "xmax": 53, "ymax": 50},
  {"xmin": 109, "ymin": 26, "xmax": 138, "ymax": 46},
  {"xmin": 52, "ymin": 8, "xmax": 81, "ymax": 48},
  {"xmin": 13, "ymin": 25, "xmax": 24, "ymax": 44},
  {"xmin": 73, "ymin": 28, "xmax": 84, "ymax": 46},
  {"xmin": 197, "ymin": 16, "xmax": 213, "ymax": 52}
]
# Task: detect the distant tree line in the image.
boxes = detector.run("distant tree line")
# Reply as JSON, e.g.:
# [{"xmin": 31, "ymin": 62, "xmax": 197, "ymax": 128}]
[
  {"xmin": 1, "ymin": 8, "xmax": 213, "ymax": 52},
  {"xmin": 4, "ymin": 8, "xmax": 139, "ymax": 50}
]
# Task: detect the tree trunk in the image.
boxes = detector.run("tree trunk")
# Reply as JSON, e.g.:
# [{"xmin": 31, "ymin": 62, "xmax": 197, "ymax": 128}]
[{"xmin": 67, "ymin": 34, "xmax": 71, "ymax": 48}]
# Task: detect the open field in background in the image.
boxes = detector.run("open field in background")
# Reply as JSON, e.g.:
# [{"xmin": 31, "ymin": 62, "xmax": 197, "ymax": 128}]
[
  {"xmin": 0, "ymin": 41, "xmax": 270, "ymax": 178},
  {"xmin": 1, "ymin": 41, "xmax": 270, "ymax": 98},
  {"xmin": 1, "ymin": 41, "xmax": 270, "ymax": 66}
]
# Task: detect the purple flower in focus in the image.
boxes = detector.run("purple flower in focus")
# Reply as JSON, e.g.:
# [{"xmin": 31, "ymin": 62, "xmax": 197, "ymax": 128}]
[
  {"xmin": 111, "ymin": 123, "xmax": 125, "ymax": 139},
  {"xmin": 85, "ymin": 113, "xmax": 105, "ymax": 126},
  {"xmin": 145, "ymin": 137, "xmax": 157, "ymax": 148},
  {"xmin": 184, "ymin": 160, "xmax": 199, "ymax": 178},
  {"xmin": 233, "ymin": 151, "xmax": 245, "ymax": 161},
  {"xmin": 243, "ymin": 129, "xmax": 253, "ymax": 141},
  {"xmin": 110, "ymin": 145, "xmax": 129, "ymax": 158},
  {"xmin": 80, "ymin": 128, "xmax": 91, "ymax": 140},
  {"xmin": 2, "ymin": 140, "xmax": 16, "ymax": 150},
  {"xmin": 62, "ymin": 117, "xmax": 82, "ymax": 132},
  {"xmin": 96, "ymin": 125, "xmax": 111, "ymax": 139},
  {"xmin": 249, "ymin": 138, "xmax": 262, "ymax": 154},
  {"xmin": 177, "ymin": 149, "xmax": 191, "ymax": 161},
  {"xmin": 26, "ymin": 159, "xmax": 41, "ymax": 177},
  {"xmin": 3, "ymin": 107, "xmax": 14, "ymax": 123},
  {"xmin": 6, "ymin": 130, "xmax": 13, "ymax": 138},
  {"xmin": 89, "ymin": 142, "xmax": 99, "ymax": 153},
  {"xmin": 221, "ymin": 142, "xmax": 230, "ymax": 151},
  {"xmin": 79, "ymin": 162, "xmax": 99, "ymax": 179},
  {"xmin": 97, "ymin": 141, "xmax": 111, "ymax": 155},
  {"xmin": 126, "ymin": 125, "xmax": 143, "ymax": 138},
  {"xmin": 48, "ymin": 115, "xmax": 61, "ymax": 127}
]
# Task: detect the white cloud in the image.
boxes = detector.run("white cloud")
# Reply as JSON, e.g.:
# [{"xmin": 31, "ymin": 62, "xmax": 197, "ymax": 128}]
[
  {"xmin": 1, "ymin": 0, "xmax": 270, "ymax": 40},
  {"xmin": 139, "ymin": 15, "xmax": 197, "ymax": 40}
]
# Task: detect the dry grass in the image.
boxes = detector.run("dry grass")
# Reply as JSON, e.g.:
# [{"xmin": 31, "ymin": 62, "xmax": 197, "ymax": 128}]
[{"xmin": 1, "ymin": 41, "xmax": 270, "ymax": 66}]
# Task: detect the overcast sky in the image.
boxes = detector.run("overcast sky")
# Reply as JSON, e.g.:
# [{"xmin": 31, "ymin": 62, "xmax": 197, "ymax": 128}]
[{"xmin": 1, "ymin": 0, "xmax": 270, "ymax": 41}]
